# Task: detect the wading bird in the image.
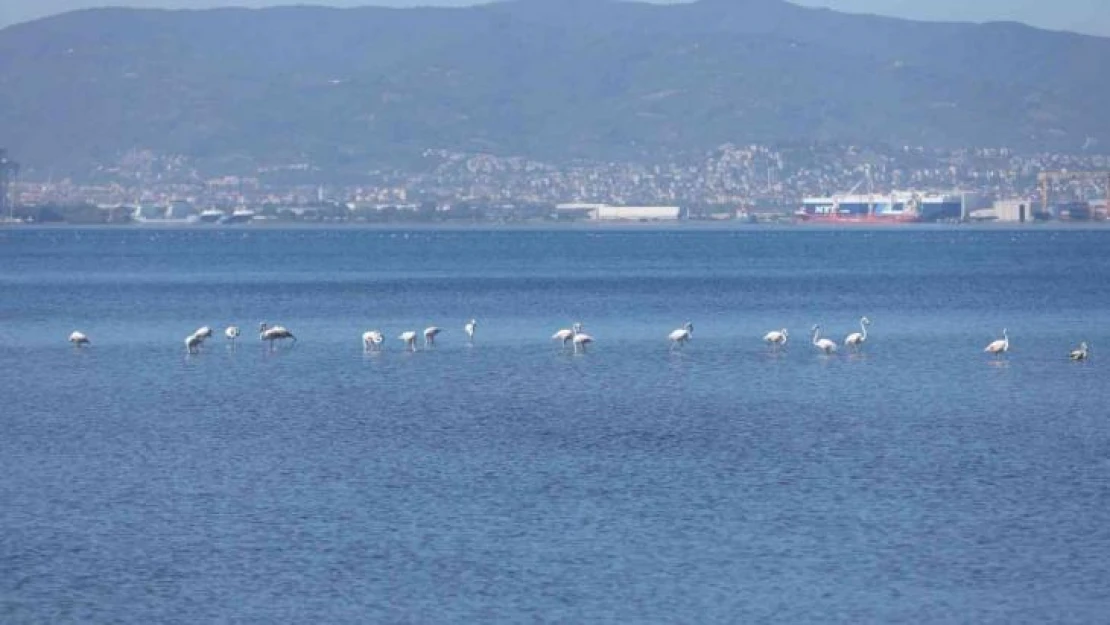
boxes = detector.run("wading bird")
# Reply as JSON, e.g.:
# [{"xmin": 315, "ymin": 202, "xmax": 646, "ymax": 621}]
[
  {"xmin": 811, "ymin": 325, "xmax": 837, "ymax": 354},
  {"xmin": 984, "ymin": 329, "xmax": 1009, "ymax": 357},
  {"xmin": 185, "ymin": 332, "xmax": 204, "ymax": 354},
  {"xmin": 668, "ymin": 322, "xmax": 693, "ymax": 348},
  {"xmin": 362, "ymin": 330, "xmax": 384, "ymax": 351},
  {"xmin": 399, "ymin": 330, "xmax": 418, "ymax": 352},
  {"xmin": 1070, "ymin": 341, "xmax": 1089, "ymax": 361},
  {"xmin": 844, "ymin": 317, "xmax": 871, "ymax": 350},
  {"xmin": 259, "ymin": 322, "xmax": 296, "ymax": 347},
  {"xmin": 552, "ymin": 323, "xmax": 582, "ymax": 348},
  {"xmin": 572, "ymin": 329, "xmax": 594, "ymax": 354},
  {"xmin": 764, "ymin": 328, "xmax": 788, "ymax": 348}
]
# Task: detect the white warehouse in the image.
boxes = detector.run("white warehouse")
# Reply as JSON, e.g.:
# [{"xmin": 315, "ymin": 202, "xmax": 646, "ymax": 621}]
[
  {"xmin": 596, "ymin": 205, "xmax": 683, "ymax": 221},
  {"xmin": 556, "ymin": 203, "xmax": 683, "ymax": 221}
]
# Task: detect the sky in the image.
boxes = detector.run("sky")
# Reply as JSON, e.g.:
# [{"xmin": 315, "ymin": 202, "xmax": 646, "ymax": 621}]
[{"xmin": 1, "ymin": 0, "xmax": 1108, "ymax": 37}]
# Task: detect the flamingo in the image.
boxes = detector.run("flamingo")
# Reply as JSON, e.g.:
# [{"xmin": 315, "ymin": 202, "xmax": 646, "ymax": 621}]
[
  {"xmin": 811, "ymin": 325, "xmax": 837, "ymax": 354},
  {"xmin": 194, "ymin": 326, "xmax": 214, "ymax": 342},
  {"xmin": 225, "ymin": 326, "xmax": 240, "ymax": 342},
  {"xmin": 185, "ymin": 332, "xmax": 204, "ymax": 354},
  {"xmin": 68, "ymin": 331, "xmax": 90, "ymax": 347},
  {"xmin": 1069, "ymin": 341, "xmax": 1089, "ymax": 361},
  {"xmin": 258, "ymin": 322, "xmax": 291, "ymax": 338},
  {"xmin": 399, "ymin": 330, "xmax": 418, "ymax": 352},
  {"xmin": 464, "ymin": 319, "xmax": 477, "ymax": 342},
  {"xmin": 844, "ymin": 317, "xmax": 871, "ymax": 350},
  {"xmin": 552, "ymin": 322, "xmax": 582, "ymax": 348},
  {"xmin": 668, "ymin": 322, "xmax": 693, "ymax": 348},
  {"xmin": 572, "ymin": 330, "xmax": 594, "ymax": 353},
  {"xmin": 362, "ymin": 330, "xmax": 384, "ymax": 351},
  {"xmin": 984, "ymin": 329, "xmax": 1009, "ymax": 357},
  {"xmin": 763, "ymin": 328, "xmax": 788, "ymax": 348},
  {"xmin": 423, "ymin": 326, "xmax": 442, "ymax": 347},
  {"xmin": 259, "ymin": 322, "xmax": 296, "ymax": 347}
]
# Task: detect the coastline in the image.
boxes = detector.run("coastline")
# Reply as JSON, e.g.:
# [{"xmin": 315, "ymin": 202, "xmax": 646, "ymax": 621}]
[{"xmin": 4, "ymin": 220, "xmax": 1110, "ymax": 232}]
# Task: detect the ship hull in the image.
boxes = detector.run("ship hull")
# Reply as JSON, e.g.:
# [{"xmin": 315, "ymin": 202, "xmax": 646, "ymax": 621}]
[{"xmin": 794, "ymin": 212, "xmax": 921, "ymax": 224}]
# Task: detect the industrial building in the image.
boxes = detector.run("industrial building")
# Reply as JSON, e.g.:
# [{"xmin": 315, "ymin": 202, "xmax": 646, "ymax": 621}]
[
  {"xmin": 555, "ymin": 203, "xmax": 683, "ymax": 221},
  {"xmin": 989, "ymin": 200, "xmax": 1036, "ymax": 223},
  {"xmin": 969, "ymin": 199, "xmax": 1056, "ymax": 223}
]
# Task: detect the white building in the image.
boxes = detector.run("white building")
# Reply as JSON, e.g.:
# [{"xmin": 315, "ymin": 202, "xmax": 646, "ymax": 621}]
[
  {"xmin": 555, "ymin": 203, "xmax": 683, "ymax": 221},
  {"xmin": 596, "ymin": 205, "xmax": 682, "ymax": 221},
  {"xmin": 969, "ymin": 199, "xmax": 1035, "ymax": 223}
]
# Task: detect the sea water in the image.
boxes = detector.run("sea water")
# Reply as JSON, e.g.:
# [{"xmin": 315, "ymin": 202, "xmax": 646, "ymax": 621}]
[{"xmin": 1, "ymin": 226, "xmax": 1108, "ymax": 622}]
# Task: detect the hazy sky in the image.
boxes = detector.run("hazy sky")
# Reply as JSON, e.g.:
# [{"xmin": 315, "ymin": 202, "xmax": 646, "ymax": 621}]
[{"xmin": 1, "ymin": 0, "xmax": 1108, "ymax": 36}]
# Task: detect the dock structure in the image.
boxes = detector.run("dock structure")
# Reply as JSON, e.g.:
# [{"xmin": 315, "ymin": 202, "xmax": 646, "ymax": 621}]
[
  {"xmin": 1038, "ymin": 170, "xmax": 1110, "ymax": 217},
  {"xmin": 0, "ymin": 149, "xmax": 18, "ymax": 218}
]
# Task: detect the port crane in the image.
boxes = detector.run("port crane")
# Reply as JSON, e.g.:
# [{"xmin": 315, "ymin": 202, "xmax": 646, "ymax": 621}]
[{"xmin": 1037, "ymin": 171, "xmax": 1110, "ymax": 215}]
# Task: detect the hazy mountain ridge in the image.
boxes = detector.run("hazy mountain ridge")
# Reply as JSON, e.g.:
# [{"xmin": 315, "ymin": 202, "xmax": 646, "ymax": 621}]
[{"xmin": 0, "ymin": 0, "xmax": 1107, "ymax": 175}]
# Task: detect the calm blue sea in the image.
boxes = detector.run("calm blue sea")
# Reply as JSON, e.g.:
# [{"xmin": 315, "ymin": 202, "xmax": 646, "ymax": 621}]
[{"xmin": 2, "ymin": 226, "xmax": 1109, "ymax": 623}]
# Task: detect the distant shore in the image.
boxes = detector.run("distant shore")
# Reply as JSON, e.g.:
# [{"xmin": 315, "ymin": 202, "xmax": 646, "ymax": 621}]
[{"xmin": 4, "ymin": 220, "xmax": 1110, "ymax": 232}]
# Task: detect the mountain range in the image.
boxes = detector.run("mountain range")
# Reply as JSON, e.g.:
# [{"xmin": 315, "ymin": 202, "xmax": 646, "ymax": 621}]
[{"xmin": 0, "ymin": 0, "xmax": 1108, "ymax": 176}]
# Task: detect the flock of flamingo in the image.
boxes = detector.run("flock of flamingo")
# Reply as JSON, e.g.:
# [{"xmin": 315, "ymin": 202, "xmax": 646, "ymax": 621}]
[{"xmin": 63, "ymin": 316, "xmax": 1092, "ymax": 361}]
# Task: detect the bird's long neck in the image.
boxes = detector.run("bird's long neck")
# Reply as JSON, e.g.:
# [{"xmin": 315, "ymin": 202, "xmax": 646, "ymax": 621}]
[
  {"xmin": 812, "ymin": 327, "xmax": 820, "ymax": 344},
  {"xmin": 860, "ymin": 320, "xmax": 868, "ymax": 340}
]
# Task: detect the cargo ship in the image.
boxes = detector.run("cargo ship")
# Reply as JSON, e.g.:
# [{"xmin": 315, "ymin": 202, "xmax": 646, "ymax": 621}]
[{"xmin": 795, "ymin": 191, "xmax": 965, "ymax": 223}]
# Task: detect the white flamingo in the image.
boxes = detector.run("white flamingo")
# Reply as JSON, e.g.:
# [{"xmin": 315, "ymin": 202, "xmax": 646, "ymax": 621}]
[
  {"xmin": 68, "ymin": 331, "xmax": 90, "ymax": 347},
  {"xmin": 399, "ymin": 330, "xmax": 418, "ymax": 352},
  {"xmin": 1070, "ymin": 341, "xmax": 1090, "ymax": 361},
  {"xmin": 194, "ymin": 326, "xmax": 214, "ymax": 342},
  {"xmin": 984, "ymin": 329, "xmax": 1009, "ymax": 357},
  {"xmin": 258, "ymin": 322, "xmax": 289, "ymax": 338},
  {"xmin": 464, "ymin": 319, "xmax": 477, "ymax": 342},
  {"xmin": 552, "ymin": 322, "xmax": 582, "ymax": 348},
  {"xmin": 763, "ymin": 328, "xmax": 788, "ymax": 348},
  {"xmin": 423, "ymin": 326, "xmax": 442, "ymax": 347},
  {"xmin": 185, "ymin": 332, "xmax": 204, "ymax": 354},
  {"xmin": 259, "ymin": 322, "xmax": 296, "ymax": 347},
  {"xmin": 572, "ymin": 330, "xmax": 594, "ymax": 353},
  {"xmin": 844, "ymin": 317, "xmax": 871, "ymax": 349},
  {"xmin": 811, "ymin": 325, "xmax": 837, "ymax": 354},
  {"xmin": 225, "ymin": 326, "xmax": 240, "ymax": 342},
  {"xmin": 668, "ymin": 322, "xmax": 693, "ymax": 348},
  {"xmin": 362, "ymin": 330, "xmax": 384, "ymax": 351}
]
